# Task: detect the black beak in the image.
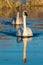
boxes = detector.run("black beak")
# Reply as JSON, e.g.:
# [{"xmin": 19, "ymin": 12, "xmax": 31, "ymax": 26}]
[{"xmin": 25, "ymin": 12, "xmax": 28, "ymax": 16}]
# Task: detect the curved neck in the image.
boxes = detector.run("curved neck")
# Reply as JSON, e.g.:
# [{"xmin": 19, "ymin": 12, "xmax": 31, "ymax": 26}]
[{"xmin": 23, "ymin": 15, "xmax": 27, "ymax": 33}]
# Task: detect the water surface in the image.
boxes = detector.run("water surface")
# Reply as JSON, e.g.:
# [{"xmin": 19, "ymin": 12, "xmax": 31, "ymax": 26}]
[{"xmin": 0, "ymin": 18, "xmax": 43, "ymax": 65}]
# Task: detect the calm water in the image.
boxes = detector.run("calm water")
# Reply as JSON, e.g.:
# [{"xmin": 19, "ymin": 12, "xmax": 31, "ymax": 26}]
[{"xmin": 0, "ymin": 18, "xmax": 43, "ymax": 65}]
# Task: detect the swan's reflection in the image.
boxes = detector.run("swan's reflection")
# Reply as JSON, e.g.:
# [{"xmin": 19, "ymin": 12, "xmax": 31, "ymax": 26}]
[
  {"xmin": 17, "ymin": 36, "xmax": 32, "ymax": 62},
  {"xmin": 12, "ymin": 24, "xmax": 20, "ymax": 30},
  {"xmin": 23, "ymin": 37, "xmax": 32, "ymax": 62}
]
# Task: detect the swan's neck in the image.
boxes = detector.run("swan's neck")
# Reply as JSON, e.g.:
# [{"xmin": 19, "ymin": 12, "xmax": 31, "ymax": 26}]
[
  {"xmin": 23, "ymin": 15, "xmax": 27, "ymax": 33},
  {"xmin": 16, "ymin": 12, "xmax": 19, "ymax": 24}
]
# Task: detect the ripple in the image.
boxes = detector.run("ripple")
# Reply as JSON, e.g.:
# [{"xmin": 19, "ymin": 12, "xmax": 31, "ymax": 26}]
[
  {"xmin": 32, "ymin": 27, "xmax": 43, "ymax": 30},
  {"xmin": 0, "ymin": 36, "xmax": 13, "ymax": 40},
  {"xmin": 34, "ymin": 24, "xmax": 43, "ymax": 27},
  {"xmin": 0, "ymin": 24, "xmax": 2, "ymax": 31}
]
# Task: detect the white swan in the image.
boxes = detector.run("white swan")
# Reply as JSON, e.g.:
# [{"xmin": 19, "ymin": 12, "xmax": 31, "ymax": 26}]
[
  {"xmin": 11, "ymin": 12, "xmax": 19, "ymax": 25},
  {"xmin": 17, "ymin": 11, "xmax": 33, "ymax": 37},
  {"xmin": 23, "ymin": 11, "xmax": 33, "ymax": 36},
  {"xmin": 12, "ymin": 11, "xmax": 23, "ymax": 29},
  {"xmin": 22, "ymin": 11, "xmax": 33, "ymax": 62},
  {"xmin": 12, "ymin": 12, "xmax": 23, "ymax": 25}
]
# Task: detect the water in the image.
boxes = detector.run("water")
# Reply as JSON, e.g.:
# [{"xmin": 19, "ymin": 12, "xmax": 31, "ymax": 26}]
[{"xmin": 0, "ymin": 18, "xmax": 43, "ymax": 65}]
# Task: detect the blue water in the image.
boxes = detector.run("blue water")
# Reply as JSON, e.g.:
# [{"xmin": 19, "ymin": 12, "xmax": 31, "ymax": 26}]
[{"xmin": 0, "ymin": 18, "xmax": 43, "ymax": 65}]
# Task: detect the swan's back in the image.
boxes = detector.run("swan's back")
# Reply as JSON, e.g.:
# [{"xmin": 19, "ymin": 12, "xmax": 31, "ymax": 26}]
[{"xmin": 27, "ymin": 27, "xmax": 33, "ymax": 36}]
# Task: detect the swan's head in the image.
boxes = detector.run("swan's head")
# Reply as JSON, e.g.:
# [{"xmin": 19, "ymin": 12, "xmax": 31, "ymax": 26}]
[{"xmin": 23, "ymin": 11, "xmax": 28, "ymax": 16}]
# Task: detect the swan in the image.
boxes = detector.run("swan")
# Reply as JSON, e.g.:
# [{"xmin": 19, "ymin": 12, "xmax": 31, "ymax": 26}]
[
  {"xmin": 23, "ymin": 11, "xmax": 33, "ymax": 62},
  {"xmin": 22, "ymin": 11, "xmax": 33, "ymax": 62},
  {"xmin": 11, "ymin": 11, "xmax": 23, "ymax": 30},
  {"xmin": 11, "ymin": 12, "xmax": 19, "ymax": 25},
  {"xmin": 12, "ymin": 11, "xmax": 23, "ymax": 25},
  {"xmin": 17, "ymin": 11, "xmax": 33, "ymax": 37},
  {"xmin": 17, "ymin": 11, "xmax": 33, "ymax": 62},
  {"xmin": 22, "ymin": 11, "xmax": 33, "ymax": 37}
]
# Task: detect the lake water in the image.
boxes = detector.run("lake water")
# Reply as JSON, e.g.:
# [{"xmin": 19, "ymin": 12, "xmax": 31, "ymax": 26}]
[{"xmin": 0, "ymin": 17, "xmax": 43, "ymax": 65}]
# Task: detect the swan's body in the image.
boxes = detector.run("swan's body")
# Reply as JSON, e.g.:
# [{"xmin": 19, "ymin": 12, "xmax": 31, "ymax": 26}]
[{"xmin": 12, "ymin": 12, "xmax": 23, "ymax": 25}]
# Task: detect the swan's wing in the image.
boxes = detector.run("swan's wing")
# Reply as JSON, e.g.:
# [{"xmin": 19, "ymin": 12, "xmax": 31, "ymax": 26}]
[{"xmin": 27, "ymin": 27, "xmax": 33, "ymax": 36}]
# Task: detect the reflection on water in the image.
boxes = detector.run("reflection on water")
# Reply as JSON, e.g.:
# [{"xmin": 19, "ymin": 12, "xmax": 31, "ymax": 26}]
[
  {"xmin": 0, "ymin": 36, "xmax": 12, "ymax": 40},
  {"xmin": 15, "ymin": 25, "xmax": 20, "ymax": 29},
  {"xmin": 0, "ymin": 18, "xmax": 43, "ymax": 64},
  {"xmin": 0, "ymin": 24, "xmax": 2, "ymax": 31},
  {"xmin": 22, "ymin": 37, "xmax": 32, "ymax": 62}
]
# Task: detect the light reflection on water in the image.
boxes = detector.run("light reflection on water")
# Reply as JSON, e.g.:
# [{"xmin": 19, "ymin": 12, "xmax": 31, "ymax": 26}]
[{"xmin": 0, "ymin": 18, "xmax": 43, "ymax": 65}]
